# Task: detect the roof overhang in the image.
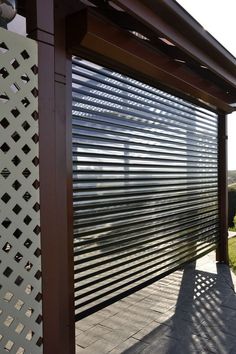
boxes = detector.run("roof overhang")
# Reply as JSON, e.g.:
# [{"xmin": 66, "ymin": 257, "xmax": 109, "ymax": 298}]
[{"xmin": 66, "ymin": 0, "xmax": 236, "ymax": 113}]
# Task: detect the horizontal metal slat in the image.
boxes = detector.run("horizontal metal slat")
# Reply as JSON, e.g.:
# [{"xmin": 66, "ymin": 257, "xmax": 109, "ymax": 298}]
[
  {"xmin": 72, "ymin": 84, "xmax": 217, "ymax": 133},
  {"xmin": 74, "ymin": 212, "xmax": 218, "ymax": 270},
  {"xmin": 74, "ymin": 240, "xmax": 218, "ymax": 311},
  {"xmin": 72, "ymin": 73, "xmax": 218, "ymax": 128},
  {"xmin": 72, "ymin": 119, "xmax": 217, "ymax": 153},
  {"xmin": 74, "ymin": 210, "xmax": 219, "ymax": 251},
  {"xmin": 74, "ymin": 227, "xmax": 219, "ymax": 292},
  {"xmin": 72, "ymin": 139, "xmax": 218, "ymax": 160},
  {"xmin": 75, "ymin": 243, "xmax": 217, "ymax": 317},
  {"xmin": 72, "ymin": 178, "xmax": 218, "ymax": 192},
  {"xmin": 72, "ymin": 148, "xmax": 217, "ymax": 165},
  {"xmin": 73, "ymin": 188, "xmax": 218, "ymax": 212},
  {"xmin": 72, "ymin": 67, "xmax": 216, "ymax": 122},
  {"xmin": 72, "ymin": 100, "xmax": 217, "ymax": 140},
  {"xmin": 74, "ymin": 203, "xmax": 218, "ymax": 238},
  {"xmin": 73, "ymin": 184, "xmax": 218, "ymax": 202},
  {"xmin": 74, "ymin": 220, "xmax": 218, "ymax": 259},
  {"xmin": 74, "ymin": 198, "xmax": 218, "ymax": 231},
  {"xmin": 74, "ymin": 224, "xmax": 218, "ymax": 268},
  {"xmin": 72, "ymin": 127, "xmax": 217, "ymax": 154},
  {"xmin": 74, "ymin": 222, "xmax": 218, "ymax": 280},
  {"xmin": 74, "ymin": 202, "xmax": 219, "ymax": 237},
  {"xmin": 72, "ymin": 59, "xmax": 217, "ymax": 119},
  {"xmin": 74, "ymin": 210, "xmax": 217, "ymax": 245},
  {"xmin": 72, "ymin": 57, "xmax": 219, "ymax": 318},
  {"xmin": 74, "ymin": 192, "xmax": 217, "ymax": 217},
  {"xmin": 73, "ymin": 141, "xmax": 217, "ymax": 162}
]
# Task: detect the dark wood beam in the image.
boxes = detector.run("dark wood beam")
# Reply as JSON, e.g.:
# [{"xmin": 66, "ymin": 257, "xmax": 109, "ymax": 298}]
[
  {"xmin": 66, "ymin": 8, "xmax": 234, "ymax": 113},
  {"xmin": 113, "ymin": 0, "xmax": 236, "ymax": 89}
]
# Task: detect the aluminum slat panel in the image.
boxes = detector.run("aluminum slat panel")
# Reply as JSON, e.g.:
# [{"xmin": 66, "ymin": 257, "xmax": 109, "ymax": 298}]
[
  {"xmin": 72, "ymin": 58, "xmax": 219, "ymax": 319},
  {"xmin": 72, "ymin": 58, "xmax": 216, "ymax": 118}
]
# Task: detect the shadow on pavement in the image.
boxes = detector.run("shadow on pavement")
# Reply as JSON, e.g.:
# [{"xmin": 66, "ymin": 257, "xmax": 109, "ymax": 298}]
[{"xmin": 123, "ymin": 261, "xmax": 236, "ymax": 354}]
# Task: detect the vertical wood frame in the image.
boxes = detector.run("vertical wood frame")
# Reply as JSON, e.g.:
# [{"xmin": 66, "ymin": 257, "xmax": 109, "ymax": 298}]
[
  {"xmin": 26, "ymin": 0, "xmax": 75, "ymax": 353},
  {"xmin": 216, "ymin": 112, "xmax": 229, "ymax": 264}
]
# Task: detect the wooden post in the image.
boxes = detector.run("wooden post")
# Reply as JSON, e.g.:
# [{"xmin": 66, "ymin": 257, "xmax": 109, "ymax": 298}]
[
  {"xmin": 216, "ymin": 112, "xmax": 229, "ymax": 264},
  {"xmin": 26, "ymin": 0, "xmax": 75, "ymax": 353}
]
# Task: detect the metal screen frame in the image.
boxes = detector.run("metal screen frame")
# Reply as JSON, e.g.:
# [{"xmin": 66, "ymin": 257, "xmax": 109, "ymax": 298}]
[{"xmin": 72, "ymin": 57, "xmax": 220, "ymax": 320}]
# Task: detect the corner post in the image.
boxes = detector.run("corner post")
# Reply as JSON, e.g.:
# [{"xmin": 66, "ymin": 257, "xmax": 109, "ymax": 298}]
[
  {"xmin": 25, "ymin": 0, "xmax": 75, "ymax": 353},
  {"xmin": 216, "ymin": 112, "xmax": 229, "ymax": 264}
]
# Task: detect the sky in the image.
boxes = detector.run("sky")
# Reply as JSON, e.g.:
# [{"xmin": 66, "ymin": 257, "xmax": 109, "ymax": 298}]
[{"xmin": 177, "ymin": 0, "xmax": 236, "ymax": 170}]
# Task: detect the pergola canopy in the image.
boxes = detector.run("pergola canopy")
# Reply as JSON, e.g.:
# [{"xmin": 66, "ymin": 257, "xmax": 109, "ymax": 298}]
[
  {"xmin": 10, "ymin": 1, "xmax": 232, "ymax": 353},
  {"xmin": 65, "ymin": 0, "xmax": 236, "ymax": 113}
]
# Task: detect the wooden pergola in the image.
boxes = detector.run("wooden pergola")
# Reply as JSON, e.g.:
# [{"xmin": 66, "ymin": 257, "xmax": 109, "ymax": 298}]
[{"xmin": 18, "ymin": 1, "xmax": 236, "ymax": 353}]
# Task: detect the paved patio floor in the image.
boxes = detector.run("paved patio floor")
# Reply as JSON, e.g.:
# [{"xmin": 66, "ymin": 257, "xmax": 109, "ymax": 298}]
[{"xmin": 76, "ymin": 251, "xmax": 236, "ymax": 354}]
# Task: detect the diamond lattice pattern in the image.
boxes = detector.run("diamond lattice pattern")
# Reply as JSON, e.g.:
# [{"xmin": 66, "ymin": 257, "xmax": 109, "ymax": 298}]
[{"xmin": 0, "ymin": 28, "xmax": 42, "ymax": 354}]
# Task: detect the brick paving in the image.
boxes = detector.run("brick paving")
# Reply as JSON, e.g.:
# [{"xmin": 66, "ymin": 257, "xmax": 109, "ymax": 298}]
[{"xmin": 76, "ymin": 252, "xmax": 236, "ymax": 354}]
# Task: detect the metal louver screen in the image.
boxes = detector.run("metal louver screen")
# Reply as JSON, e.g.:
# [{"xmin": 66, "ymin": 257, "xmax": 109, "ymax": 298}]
[{"xmin": 72, "ymin": 58, "xmax": 219, "ymax": 319}]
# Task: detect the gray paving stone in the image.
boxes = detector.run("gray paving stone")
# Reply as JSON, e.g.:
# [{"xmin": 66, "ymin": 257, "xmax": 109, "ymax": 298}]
[
  {"xmin": 75, "ymin": 328, "xmax": 84, "ymax": 337},
  {"xmin": 75, "ymin": 251, "xmax": 236, "ymax": 354},
  {"xmin": 92, "ymin": 310, "xmax": 117, "ymax": 322},
  {"xmin": 100, "ymin": 331, "xmax": 129, "ymax": 347},
  {"xmin": 75, "ymin": 320, "xmax": 95, "ymax": 332},
  {"xmin": 76, "ymin": 345, "xmax": 85, "ymax": 354},
  {"xmin": 101, "ymin": 315, "xmax": 141, "ymax": 331},
  {"xmin": 154, "ymin": 311, "xmax": 175, "ymax": 324},
  {"xmin": 138, "ymin": 298, "xmax": 159, "ymax": 309},
  {"xmin": 104, "ymin": 302, "xmax": 131, "ymax": 315},
  {"xmin": 127, "ymin": 302, "xmax": 156, "ymax": 319},
  {"xmin": 141, "ymin": 336, "xmax": 183, "ymax": 354},
  {"xmin": 209, "ymin": 334, "xmax": 236, "ymax": 354},
  {"xmin": 150, "ymin": 301, "xmax": 176, "ymax": 313},
  {"xmin": 84, "ymin": 324, "xmax": 112, "ymax": 337},
  {"xmin": 180, "ymin": 334, "xmax": 216, "ymax": 353},
  {"xmin": 106, "ymin": 327, "xmax": 138, "ymax": 341},
  {"xmin": 97, "ymin": 307, "xmax": 119, "ymax": 319},
  {"xmin": 111, "ymin": 337, "xmax": 147, "ymax": 354},
  {"xmin": 229, "ymin": 343, "xmax": 236, "ymax": 354},
  {"xmin": 82, "ymin": 338, "xmax": 117, "ymax": 354},
  {"xmin": 113, "ymin": 309, "xmax": 152, "ymax": 328},
  {"xmin": 132, "ymin": 321, "xmax": 170, "ymax": 341},
  {"xmin": 76, "ymin": 331, "xmax": 100, "ymax": 348},
  {"xmin": 221, "ymin": 296, "xmax": 236, "ymax": 311}
]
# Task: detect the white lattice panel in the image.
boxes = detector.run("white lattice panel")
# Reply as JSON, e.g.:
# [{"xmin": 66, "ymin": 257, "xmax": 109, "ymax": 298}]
[{"xmin": 0, "ymin": 28, "xmax": 42, "ymax": 354}]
